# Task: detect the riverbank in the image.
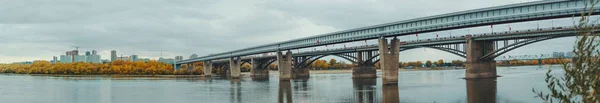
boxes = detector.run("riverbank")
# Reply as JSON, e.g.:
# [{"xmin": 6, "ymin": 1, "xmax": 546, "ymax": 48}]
[{"xmin": 1, "ymin": 67, "xmax": 464, "ymax": 77}]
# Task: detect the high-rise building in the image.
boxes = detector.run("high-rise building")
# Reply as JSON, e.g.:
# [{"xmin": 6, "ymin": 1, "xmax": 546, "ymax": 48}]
[
  {"xmin": 174, "ymin": 56, "xmax": 183, "ymax": 61},
  {"xmin": 111, "ymin": 50, "xmax": 117, "ymax": 62},
  {"xmin": 60, "ymin": 55, "xmax": 72, "ymax": 63},
  {"xmin": 131, "ymin": 55, "xmax": 138, "ymax": 62},
  {"xmin": 87, "ymin": 55, "xmax": 101, "ymax": 63},
  {"xmin": 52, "ymin": 56, "xmax": 58, "ymax": 64},
  {"xmin": 74, "ymin": 55, "xmax": 87, "ymax": 62}
]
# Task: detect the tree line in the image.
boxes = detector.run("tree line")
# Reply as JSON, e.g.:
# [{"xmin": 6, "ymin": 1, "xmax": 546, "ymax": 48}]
[
  {"xmin": 496, "ymin": 58, "xmax": 571, "ymax": 66},
  {"xmin": 0, "ymin": 60, "xmax": 202, "ymax": 75}
]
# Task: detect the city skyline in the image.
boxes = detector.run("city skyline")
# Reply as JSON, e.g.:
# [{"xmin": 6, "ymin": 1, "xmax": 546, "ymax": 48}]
[{"xmin": 0, "ymin": 0, "xmax": 577, "ymax": 63}]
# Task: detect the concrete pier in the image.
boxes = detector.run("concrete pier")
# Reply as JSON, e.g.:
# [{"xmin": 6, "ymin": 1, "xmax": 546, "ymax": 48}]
[
  {"xmin": 378, "ymin": 38, "xmax": 400, "ymax": 85},
  {"xmin": 291, "ymin": 56, "xmax": 310, "ymax": 78},
  {"xmin": 278, "ymin": 51, "xmax": 293, "ymax": 81},
  {"xmin": 203, "ymin": 61, "xmax": 212, "ymax": 77},
  {"xmin": 352, "ymin": 51, "xmax": 376, "ymax": 79},
  {"xmin": 465, "ymin": 35, "xmax": 497, "ymax": 79},
  {"xmin": 250, "ymin": 58, "xmax": 269, "ymax": 77},
  {"xmin": 229, "ymin": 57, "xmax": 242, "ymax": 79}
]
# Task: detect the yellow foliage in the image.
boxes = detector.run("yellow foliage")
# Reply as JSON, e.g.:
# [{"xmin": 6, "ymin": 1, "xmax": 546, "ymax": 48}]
[{"xmin": 0, "ymin": 60, "xmax": 179, "ymax": 75}]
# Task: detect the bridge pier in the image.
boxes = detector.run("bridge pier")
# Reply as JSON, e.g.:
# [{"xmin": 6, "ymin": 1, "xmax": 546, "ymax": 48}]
[
  {"xmin": 352, "ymin": 51, "xmax": 376, "ymax": 79},
  {"xmin": 250, "ymin": 58, "xmax": 269, "ymax": 78},
  {"xmin": 203, "ymin": 61, "xmax": 212, "ymax": 77},
  {"xmin": 278, "ymin": 51, "xmax": 293, "ymax": 81},
  {"xmin": 188, "ymin": 63, "xmax": 194, "ymax": 70},
  {"xmin": 229, "ymin": 57, "xmax": 242, "ymax": 79},
  {"xmin": 378, "ymin": 37, "xmax": 400, "ymax": 85},
  {"xmin": 465, "ymin": 35, "xmax": 497, "ymax": 79},
  {"xmin": 174, "ymin": 64, "xmax": 182, "ymax": 70},
  {"xmin": 292, "ymin": 56, "xmax": 310, "ymax": 78}
]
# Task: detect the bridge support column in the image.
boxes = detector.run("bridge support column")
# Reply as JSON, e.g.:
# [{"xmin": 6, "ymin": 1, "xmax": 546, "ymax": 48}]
[
  {"xmin": 188, "ymin": 63, "xmax": 194, "ymax": 70},
  {"xmin": 278, "ymin": 51, "xmax": 293, "ymax": 81},
  {"xmin": 174, "ymin": 64, "xmax": 181, "ymax": 71},
  {"xmin": 230, "ymin": 57, "xmax": 242, "ymax": 79},
  {"xmin": 203, "ymin": 61, "xmax": 212, "ymax": 77},
  {"xmin": 250, "ymin": 58, "xmax": 269, "ymax": 78},
  {"xmin": 292, "ymin": 56, "xmax": 310, "ymax": 78},
  {"xmin": 352, "ymin": 51, "xmax": 376, "ymax": 79},
  {"xmin": 465, "ymin": 35, "xmax": 497, "ymax": 79},
  {"xmin": 378, "ymin": 37, "xmax": 400, "ymax": 85}
]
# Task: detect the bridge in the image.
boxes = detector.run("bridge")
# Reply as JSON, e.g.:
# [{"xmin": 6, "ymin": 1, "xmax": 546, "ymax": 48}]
[{"xmin": 176, "ymin": 0, "xmax": 599, "ymax": 84}]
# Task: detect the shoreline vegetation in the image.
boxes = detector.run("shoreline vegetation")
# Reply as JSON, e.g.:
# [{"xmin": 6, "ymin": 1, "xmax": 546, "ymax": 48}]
[
  {"xmin": 0, "ymin": 60, "xmax": 203, "ymax": 75},
  {"xmin": 0, "ymin": 58, "xmax": 568, "ymax": 77},
  {"xmin": 496, "ymin": 58, "xmax": 572, "ymax": 66}
]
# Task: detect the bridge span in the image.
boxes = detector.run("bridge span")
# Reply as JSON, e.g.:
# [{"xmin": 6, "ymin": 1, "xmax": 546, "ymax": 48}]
[{"xmin": 177, "ymin": 0, "xmax": 598, "ymax": 84}]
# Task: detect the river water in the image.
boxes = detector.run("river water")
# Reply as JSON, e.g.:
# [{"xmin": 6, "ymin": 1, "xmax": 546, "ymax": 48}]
[{"xmin": 0, "ymin": 65, "xmax": 562, "ymax": 103}]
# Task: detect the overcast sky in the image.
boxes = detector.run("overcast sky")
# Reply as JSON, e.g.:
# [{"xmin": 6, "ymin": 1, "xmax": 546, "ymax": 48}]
[{"xmin": 0, "ymin": 0, "xmax": 579, "ymax": 63}]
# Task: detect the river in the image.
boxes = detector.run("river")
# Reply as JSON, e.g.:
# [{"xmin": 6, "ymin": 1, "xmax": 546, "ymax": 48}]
[{"xmin": 0, "ymin": 65, "xmax": 562, "ymax": 103}]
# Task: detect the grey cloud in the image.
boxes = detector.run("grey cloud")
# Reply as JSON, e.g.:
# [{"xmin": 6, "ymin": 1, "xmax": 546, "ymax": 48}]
[{"xmin": 1, "ymin": 0, "xmax": 559, "ymax": 63}]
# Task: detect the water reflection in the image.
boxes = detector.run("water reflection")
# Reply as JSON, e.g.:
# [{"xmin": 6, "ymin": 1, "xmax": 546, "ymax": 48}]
[
  {"xmin": 352, "ymin": 79, "xmax": 376, "ymax": 103},
  {"xmin": 278, "ymin": 81, "xmax": 293, "ymax": 103},
  {"xmin": 230, "ymin": 79, "xmax": 242, "ymax": 103},
  {"xmin": 251, "ymin": 76, "xmax": 269, "ymax": 82},
  {"xmin": 466, "ymin": 78, "xmax": 497, "ymax": 103},
  {"xmin": 292, "ymin": 78, "xmax": 309, "ymax": 93},
  {"xmin": 382, "ymin": 84, "xmax": 400, "ymax": 103}
]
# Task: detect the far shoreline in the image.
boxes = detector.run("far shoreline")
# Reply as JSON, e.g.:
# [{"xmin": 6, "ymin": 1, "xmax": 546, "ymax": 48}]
[{"xmin": 3, "ymin": 65, "xmax": 564, "ymax": 77}]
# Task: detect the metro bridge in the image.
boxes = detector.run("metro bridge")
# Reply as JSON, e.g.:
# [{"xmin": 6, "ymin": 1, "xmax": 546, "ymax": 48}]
[{"xmin": 176, "ymin": 0, "xmax": 599, "ymax": 84}]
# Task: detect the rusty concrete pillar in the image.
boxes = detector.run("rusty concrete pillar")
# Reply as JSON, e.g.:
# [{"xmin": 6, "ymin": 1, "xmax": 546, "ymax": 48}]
[
  {"xmin": 378, "ymin": 37, "xmax": 400, "ymax": 85},
  {"xmin": 277, "ymin": 51, "xmax": 293, "ymax": 81},
  {"xmin": 465, "ymin": 35, "xmax": 497, "ymax": 79},
  {"xmin": 292, "ymin": 56, "xmax": 310, "ymax": 78},
  {"xmin": 352, "ymin": 51, "xmax": 376, "ymax": 79},
  {"xmin": 229, "ymin": 57, "xmax": 242, "ymax": 79},
  {"xmin": 203, "ymin": 61, "xmax": 212, "ymax": 77},
  {"xmin": 250, "ymin": 58, "xmax": 269, "ymax": 77}
]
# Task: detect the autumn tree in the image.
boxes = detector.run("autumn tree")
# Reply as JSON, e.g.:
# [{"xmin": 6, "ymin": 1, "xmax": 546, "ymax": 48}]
[
  {"xmin": 241, "ymin": 63, "xmax": 251, "ymax": 72},
  {"xmin": 425, "ymin": 60, "xmax": 432, "ymax": 67}
]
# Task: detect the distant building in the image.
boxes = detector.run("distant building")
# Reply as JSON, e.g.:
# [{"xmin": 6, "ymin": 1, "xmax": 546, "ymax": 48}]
[
  {"xmin": 175, "ymin": 56, "xmax": 183, "ymax": 61},
  {"xmin": 136, "ymin": 58, "xmax": 150, "ymax": 63},
  {"xmin": 131, "ymin": 55, "xmax": 138, "ymax": 62},
  {"xmin": 553, "ymin": 52, "xmax": 565, "ymax": 58},
  {"xmin": 52, "ymin": 56, "xmax": 58, "ymax": 64},
  {"xmin": 59, "ymin": 49, "xmax": 101, "ymax": 63},
  {"xmin": 60, "ymin": 55, "xmax": 73, "ymax": 63},
  {"xmin": 87, "ymin": 55, "xmax": 101, "ymax": 63},
  {"xmin": 566, "ymin": 52, "xmax": 575, "ymax": 58},
  {"xmin": 189, "ymin": 54, "xmax": 198, "ymax": 59},
  {"xmin": 159, "ymin": 57, "xmax": 175, "ymax": 64},
  {"xmin": 117, "ymin": 57, "xmax": 130, "ymax": 61},
  {"xmin": 74, "ymin": 55, "xmax": 87, "ymax": 62},
  {"xmin": 111, "ymin": 50, "xmax": 117, "ymax": 62}
]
